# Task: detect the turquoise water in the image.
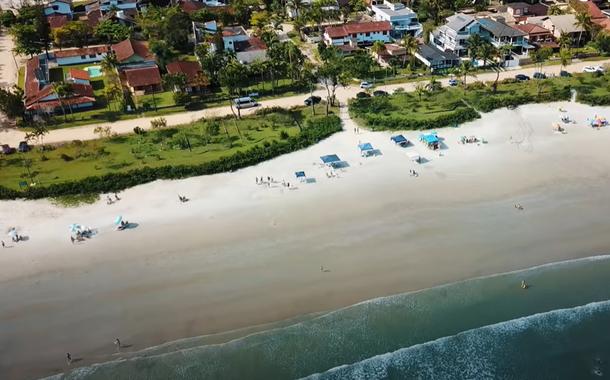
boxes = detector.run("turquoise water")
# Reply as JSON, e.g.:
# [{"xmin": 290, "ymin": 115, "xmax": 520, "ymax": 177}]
[
  {"xmin": 85, "ymin": 66, "xmax": 102, "ymax": 78},
  {"xmin": 48, "ymin": 255, "xmax": 610, "ymax": 379}
]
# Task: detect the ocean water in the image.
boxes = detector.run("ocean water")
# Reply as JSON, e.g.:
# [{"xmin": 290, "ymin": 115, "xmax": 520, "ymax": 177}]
[{"xmin": 47, "ymin": 255, "xmax": 610, "ymax": 380}]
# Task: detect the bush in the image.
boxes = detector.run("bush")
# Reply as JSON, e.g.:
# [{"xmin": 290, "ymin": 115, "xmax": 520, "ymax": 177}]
[
  {"xmin": 352, "ymin": 105, "xmax": 480, "ymax": 131},
  {"xmin": 0, "ymin": 115, "xmax": 342, "ymax": 200},
  {"xmin": 474, "ymin": 86, "xmax": 571, "ymax": 112},
  {"xmin": 60, "ymin": 154, "xmax": 74, "ymax": 162}
]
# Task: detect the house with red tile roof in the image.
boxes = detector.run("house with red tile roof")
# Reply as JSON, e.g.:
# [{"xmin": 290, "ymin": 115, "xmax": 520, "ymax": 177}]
[
  {"xmin": 166, "ymin": 60, "xmax": 208, "ymax": 92},
  {"xmin": 24, "ymin": 56, "xmax": 96, "ymax": 113},
  {"xmin": 111, "ymin": 38, "xmax": 156, "ymax": 67},
  {"xmin": 52, "ymin": 45, "xmax": 110, "ymax": 65},
  {"xmin": 221, "ymin": 26, "xmax": 267, "ymax": 64},
  {"xmin": 323, "ymin": 21, "xmax": 392, "ymax": 47},
  {"xmin": 47, "ymin": 14, "xmax": 69, "ymax": 29},
  {"xmin": 67, "ymin": 68, "xmax": 91, "ymax": 85},
  {"xmin": 514, "ymin": 23, "xmax": 557, "ymax": 49},
  {"xmin": 123, "ymin": 66, "xmax": 162, "ymax": 93}
]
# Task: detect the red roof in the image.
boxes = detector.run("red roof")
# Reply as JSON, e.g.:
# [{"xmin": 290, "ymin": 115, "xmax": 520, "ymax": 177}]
[
  {"xmin": 595, "ymin": 17, "xmax": 610, "ymax": 32},
  {"xmin": 86, "ymin": 9, "xmax": 102, "ymax": 28},
  {"xmin": 124, "ymin": 66, "xmax": 162, "ymax": 88},
  {"xmin": 514, "ymin": 23, "xmax": 552, "ymax": 35},
  {"xmin": 25, "ymin": 56, "xmax": 42, "ymax": 102},
  {"xmin": 582, "ymin": 1, "xmax": 605, "ymax": 20},
  {"xmin": 166, "ymin": 60, "xmax": 203, "ymax": 83},
  {"xmin": 47, "ymin": 14, "xmax": 69, "ymax": 29},
  {"xmin": 234, "ymin": 36, "xmax": 267, "ymax": 52},
  {"xmin": 68, "ymin": 68, "xmax": 91, "ymax": 81},
  {"xmin": 25, "ymin": 83, "xmax": 95, "ymax": 109},
  {"xmin": 53, "ymin": 45, "xmax": 109, "ymax": 58},
  {"xmin": 325, "ymin": 21, "xmax": 392, "ymax": 39},
  {"xmin": 111, "ymin": 39, "xmax": 154, "ymax": 63},
  {"xmin": 179, "ymin": 0, "xmax": 204, "ymax": 13}
]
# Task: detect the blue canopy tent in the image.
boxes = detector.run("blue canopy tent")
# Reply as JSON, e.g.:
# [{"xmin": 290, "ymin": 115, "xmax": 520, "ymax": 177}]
[
  {"xmin": 295, "ymin": 171, "xmax": 306, "ymax": 181},
  {"xmin": 320, "ymin": 154, "xmax": 342, "ymax": 167},
  {"xmin": 419, "ymin": 133, "xmax": 440, "ymax": 150},
  {"xmin": 358, "ymin": 143, "xmax": 375, "ymax": 157},
  {"xmin": 391, "ymin": 135, "xmax": 409, "ymax": 147}
]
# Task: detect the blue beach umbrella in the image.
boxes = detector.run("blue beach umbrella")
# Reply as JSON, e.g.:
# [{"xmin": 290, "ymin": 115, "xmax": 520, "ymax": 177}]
[{"xmin": 114, "ymin": 216, "xmax": 123, "ymax": 226}]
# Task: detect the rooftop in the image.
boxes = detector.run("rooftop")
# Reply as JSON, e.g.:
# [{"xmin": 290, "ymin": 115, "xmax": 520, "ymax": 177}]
[
  {"xmin": 68, "ymin": 68, "xmax": 91, "ymax": 81},
  {"xmin": 325, "ymin": 21, "xmax": 392, "ymax": 38},
  {"xmin": 234, "ymin": 36, "xmax": 267, "ymax": 52},
  {"xmin": 478, "ymin": 18, "xmax": 525, "ymax": 37},
  {"xmin": 417, "ymin": 43, "xmax": 459, "ymax": 62},
  {"xmin": 222, "ymin": 25, "xmax": 248, "ymax": 37},
  {"xmin": 371, "ymin": 1, "xmax": 417, "ymax": 18},
  {"xmin": 166, "ymin": 60, "xmax": 204, "ymax": 83},
  {"xmin": 111, "ymin": 39, "xmax": 154, "ymax": 63},
  {"xmin": 445, "ymin": 13, "xmax": 477, "ymax": 32},
  {"xmin": 514, "ymin": 23, "xmax": 552, "ymax": 35},
  {"xmin": 53, "ymin": 45, "xmax": 110, "ymax": 58},
  {"xmin": 123, "ymin": 66, "xmax": 162, "ymax": 88}
]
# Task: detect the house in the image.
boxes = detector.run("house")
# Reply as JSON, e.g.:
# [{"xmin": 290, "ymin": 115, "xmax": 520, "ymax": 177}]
[
  {"xmin": 222, "ymin": 26, "xmax": 268, "ymax": 63},
  {"xmin": 85, "ymin": 0, "xmax": 137, "ymax": 13},
  {"xmin": 123, "ymin": 66, "xmax": 162, "ymax": 93},
  {"xmin": 44, "ymin": 0, "xmax": 73, "ymax": 17},
  {"xmin": 53, "ymin": 45, "xmax": 110, "ymax": 66},
  {"xmin": 111, "ymin": 39, "xmax": 156, "ymax": 67},
  {"xmin": 376, "ymin": 43, "xmax": 407, "ymax": 65},
  {"xmin": 579, "ymin": 1, "xmax": 610, "ymax": 33},
  {"xmin": 166, "ymin": 60, "xmax": 207, "ymax": 92},
  {"xmin": 67, "ymin": 68, "xmax": 91, "ymax": 85},
  {"xmin": 323, "ymin": 21, "xmax": 392, "ymax": 47},
  {"xmin": 179, "ymin": 0, "xmax": 205, "ymax": 14},
  {"xmin": 415, "ymin": 43, "xmax": 460, "ymax": 72},
  {"xmin": 192, "ymin": 20, "xmax": 218, "ymax": 43},
  {"xmin": 430, "ymin": 13, "xmax": 481, "ymax": 57},
  {"xmin": 84, "ymin": 8, "xmax": 103, "ymax": 28},
  {"xmin": 24, "ymin": 56, "xmax": 96, "ymax": 113},
  {"xmin": 287, "ymin": 0, "xmax": 338, "ymax": 19},
  {"xmin": 514, "ymin": 23, "xmax": 557, "ymax": 49},
  {"xmin": 369, "ymin": 0, "xmax": 422, "ymax": 37},
  {"xmin": 47, "ymin": 14, "xmax": 69, "ymax": 30},
  {"xmin": 527, "ymin": 15, "xmax": 586, "ymax": 45},
  {"xmin": 477, "ymin": 18, "xmax": 532, "ymax": 55}
]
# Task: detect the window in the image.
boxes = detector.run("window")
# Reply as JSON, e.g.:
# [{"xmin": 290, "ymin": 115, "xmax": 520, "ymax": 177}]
[
  {"xmin": 89, "ymin": 54, "xmax": 96, "ymax": 58},
  {"xmin": 81, "ymin": 55, "xmax": 86, "ymax": 59},
  {"xmin": 366, "ymin": 32, "xmax": 370, "ymax": 37}
]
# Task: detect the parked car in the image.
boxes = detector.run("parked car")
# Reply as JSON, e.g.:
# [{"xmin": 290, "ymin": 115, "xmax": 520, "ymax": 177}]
[
  {"xmin": 233, "ymin": 96, "xmax": 258, "ymax": 109},
  {"xmin": 373, "ymin": 90, "xmax": 388, "ymax": 97},
  {"xmin": 304, "ymin": 95, "xmax": 321, "ymax": 106},
  {"xmin": 448, "ymin": 78, "xmax": 459, "ymax": 86},
  {"xmin": 1, "ymin": 144, "xmax": 15, "ymax": 155},
  {"xmin": 18, "ymin": 141, "xmax": 30, "ymax": 153},
  {"xmin": 533, "ymin": 72, "xmax": 546, "ymax": 79},
  {"xmin": 356, "ymin": 91, "xmax": 371, "ymax": 99},
  {"xmin": 559, "ymin": 70, "xmax": 571, "ymax": 77},
  {"xmin": 582, "ymin": 65, "xmax": 604, "ymax": 73},
  {"xmin": 359, "ymin": 81, "xmax": 373, "ymax": 89},
  {"xmin": 515, "ymin": 74, "xmax": 530, "ymax": 81}
]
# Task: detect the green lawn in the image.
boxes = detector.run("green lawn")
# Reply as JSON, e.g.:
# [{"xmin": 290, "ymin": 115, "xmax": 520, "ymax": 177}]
[{"xmin": 0, "ymin": 104, "xmax": 332, "ymax": 190}]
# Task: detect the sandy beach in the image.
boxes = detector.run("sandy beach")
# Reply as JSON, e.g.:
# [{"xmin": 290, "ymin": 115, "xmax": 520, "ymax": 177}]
[{"xmin": 3, "ymin": 101, "xmax": 610, "ymax": 379}]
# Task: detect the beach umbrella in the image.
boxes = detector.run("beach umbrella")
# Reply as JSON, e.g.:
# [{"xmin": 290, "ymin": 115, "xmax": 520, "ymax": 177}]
[
  {"xmin": 7, "ymin": 229, "xmax": 17, "ymax": 238},
  {"xmin": 114, "ymin": 216, "xmax": 123, "ymax": 226},
  {"xmin": 68, "ymin": 224, "xmax": 81, "ymax": 233}
]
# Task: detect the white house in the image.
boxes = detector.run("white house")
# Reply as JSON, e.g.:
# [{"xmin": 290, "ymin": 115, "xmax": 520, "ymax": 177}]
[
  {"xmin": 430, "ymin": 13, "xmax": 481, "ymax": 57},
  {"xmin": 323, "ymin": 21, "xmax": 392, "ymax": 47},
  {"xmin": 53, "ymin": 46, "xmax": 110, "ymax": 66},
  {"xmin": 85, "ymin": 0, "xmax": 137, "ymax": 13},
  {"xmin": 44, "ymin": 0, "xmax": 73, "ymax": 17},
  {"xmin": 369, "ymin": 0, "xmax": 422, "ymax": 38},
  {"xmin": 221, "ymin": 26, "xmax": 268, "ymax": 64}
]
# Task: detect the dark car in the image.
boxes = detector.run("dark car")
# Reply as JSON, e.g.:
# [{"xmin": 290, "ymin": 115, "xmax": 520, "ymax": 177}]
[
  {"xmin": 515, "ymin": 74, "xmax": 530, "ymax": 81},
  {"xmin": 356, "ymin": 91, "xmax": 371, "ymax": 99},
  {"xmin": 559, "ymin": 70, "xmax": 571, "ymax": 77},
  {"xmin": 373, "ymin": 90, "xmax": 388, "ymax": 97},
  {"xmin": 1, "ymin": 144, "xmax": 15, "ymax": 155},
  {"xmin": 533, "ymin": 72, "xmax": 547, "ymax": 79},
  {"xmin": 304, "ymin": 95, "xmax": 321, "ymax": 106},
  {"xmin": 18, "ymin": 141, "xmax": 30, "ymax": 153}
]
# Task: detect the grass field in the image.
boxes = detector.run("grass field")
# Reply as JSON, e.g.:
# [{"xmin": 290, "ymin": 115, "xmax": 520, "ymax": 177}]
[{"xmin": 0, "ymin": 104, "xmax": 332, "ymax": 190}]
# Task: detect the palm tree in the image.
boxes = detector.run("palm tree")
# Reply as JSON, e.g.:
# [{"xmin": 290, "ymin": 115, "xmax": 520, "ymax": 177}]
[
  {"xmin": 559, "ymin": 47, "xmax": 572, "ymax": 71},
  {"xmin": 101, "ymin": 53, "xmax": 119, "ymax": 73},
  {"xmin": 574, "ymin": 12, "xmax": 592, "ymax": 47},
  {"xmin": 558, "ymin": 31, "xmax": 572, "ymax": 49},
  {"xmin": 52, "ymin": 82, "xmax": 71, "ymax": 122},
  {"xmin": 492, "ymin": 44, "xmax": 511, "ymax": 93},
  {"xmin": 371, "ymin": 41, "xmax": 385, "ymax": 60},
  {"xmin": 457, "ymin": 60, "xmax": 476, "ymax": 91},
  {"xmin": 414, "ymin": 82, "xmax": 426, "ymax": 101},
  {"xmin": 401, "ymin": 34, "xmax": 418, "ymax": 67},
  {"xmin": 466, "ymin": 34, "xmax": 485, "ymax": 62},
  {"xmin": 478, "ymin": 42, "xmax": 495, "ymax": 68}
]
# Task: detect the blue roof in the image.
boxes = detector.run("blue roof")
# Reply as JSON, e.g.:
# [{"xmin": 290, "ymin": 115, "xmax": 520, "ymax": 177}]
[
  {"xmin": 391, "ymin": 135, "xmax": 408, "ymax": 143},
  {"xmin": 420, "ymin": 133, "xmax": 439, "ymax": 144},
  {"xmin": 358, "ymin": 143, "xmax": 374, "ymax": 151},
  {"xmin": 295, "ymin": 171, "xmax": 306, "ymax": 178},
  {"xmin": 320, "ymin": 154, "xmax": 341, "ymax": 164}
]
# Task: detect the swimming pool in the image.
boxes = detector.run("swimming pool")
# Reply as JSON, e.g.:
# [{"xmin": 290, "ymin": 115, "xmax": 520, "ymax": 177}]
[{"xmin": 86, "ymin": 66, "xmax": 103, "ymax": 78}]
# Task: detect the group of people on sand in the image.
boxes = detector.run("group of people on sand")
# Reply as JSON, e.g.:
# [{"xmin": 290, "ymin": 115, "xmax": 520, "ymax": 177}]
[
  {"xmin": 106, "ymin": 193, "xmax": 121, "ymax": 205},
  {"xmin": 70, "ymin": 228, "xmax": 94, "ymax": 244},
  {"xmin": 178, "ymin": 195, "xmax": 189, "ymax": 203},
  {"xmin": 409, "ymin": 169, "xmax": 419, "ymax": 177},
  {"xmin": 256, "ymin": 176, "xmax": 275, "ymax": 187},
  {"xmin": 65, "ymin": 338, "xmax": 123, "ymax": 367}
]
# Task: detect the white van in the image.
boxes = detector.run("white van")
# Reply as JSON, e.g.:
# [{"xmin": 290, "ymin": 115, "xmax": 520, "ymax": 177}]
[{"xmin": 234, "ymin": 97, "xmax": 258, "ymax": 109}]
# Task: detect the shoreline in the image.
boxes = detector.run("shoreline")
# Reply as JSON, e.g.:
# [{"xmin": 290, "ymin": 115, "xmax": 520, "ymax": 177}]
[{"xmin": 3, "ymin": 101, "xmax": 610, "ymax": 379}]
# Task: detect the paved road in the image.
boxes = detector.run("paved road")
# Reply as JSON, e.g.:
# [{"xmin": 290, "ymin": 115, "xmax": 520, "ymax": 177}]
[{"xmin": 1, "ymin": 58, "xmax": 609, "ymax": 146}]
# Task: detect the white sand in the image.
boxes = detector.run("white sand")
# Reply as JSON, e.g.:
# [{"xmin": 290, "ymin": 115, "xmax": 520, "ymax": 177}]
[{"xmin": 3, "ymin": 102, "xmax": 610, "ymax": 379}]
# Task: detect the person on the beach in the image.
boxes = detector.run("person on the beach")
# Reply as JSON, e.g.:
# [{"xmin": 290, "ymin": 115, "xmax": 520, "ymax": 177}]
[
  {"xmin": 114, "ymin": 338, "xmax": 121, "ymax": 351},
  {"xmin": 70, "ymin": 236, "xmax": 75, "ymax": 244},
  {"xmin": 1, "ymin": 240, "xmax": 4, "ymax": 248},
  {"xmin": 66, "ymin": 353, "xmax": 72, "ymax": 365},
  {"xmin": 320, "ymin": 265, "xmax": 324, "ymax": 272},
  {"xmin": 114, "ymin": 193, "xmax": 120, "ymax": 201}
]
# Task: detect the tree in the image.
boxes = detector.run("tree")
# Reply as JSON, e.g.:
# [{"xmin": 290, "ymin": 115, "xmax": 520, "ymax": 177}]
[
  {"xmin": 559, "ymin": 47, "xmax": 572, "ymax": 71},
  {"xmin": 163, "ymin": 73, "xmax": 188, "ymax": 93},
  {"xmin": 9, "ymin": 4, "xmax": 51, "ymax": 57},
  {"xmin": 24, "ymin": 121, "xmax": 49, "ymax": 147},
  {"xmin": 421, "ymin": 20, "xmax": 435, "ymax": 44},
  {"xmin": 53, "ymin": 81, "xmax": 73, "ymax": 122},
  {"xmin": 477, "ymin": 42, "xmax": 495, "ymax": 68},
  {"xmin": 53, "ymin": 21, "xmax": 90, "ymax": 49},
  {"xmin": 0, "ymin": 86, "xmax": 25, "ymax": 120},
  {"xmin": 149, "ymin": 39, "xmax": 177, "ymax": 70},
  {"xmin": 414, "ymin": 82, "xmax": 426, "ymax": 101},
  {"xmin": 456, "ymin": 60, "xmax": 476, "ymax": 91},
  {"xmin": 318, "ymin": 48, "xmax": 348, "ymax": 115},
  {"xmin": 574, "ymin": 12, "xmax": 592, "ymax": 47},
  {"xmin": 558, "ymin": 32, "xmax": 572, "ymax": 49},
  {"xmin": 548, "ymin": 5, "xmax": 565, "ymax": 16},
  {"xmin": 301, "ymin": 61, "xmax": 319, "ymax": 115},
  {"xmin": 94, "ymin": 20, "xmax": 131, "ymax": 44},
  {"xmin": 219, "ymin": 59, "xmax": 248, "ymax": 119},
  {"xmin": 0, "ymin": 10, "xmax": 16, "ymax": 28},
  {"xmin": 466, "ymin": 34, "xmax": 485, "ymax": 61},
  {"xmin": 593, "ymin": 32, "xmax": 610, "ymax": 55},
  {"xmin": 195, "ymin": 44, "xmax": 228, "ymax": 86},
  {"xmin": 530, "ymin": 47, "xmax": 552, "ymax": 97},
  {"xmin": 492, "ymin": 44, "xmax": 511, "ymax": 92},
  {"xmin": 371, "ymin": 40, "xmax": 385, "ymax": 59},
  {"xmin": 136, "ymin": 6, "xmax": 191, "ymax": 52},
  {"xmin": 401, "ymin": 34, "xmax": 418, "ymax": 67},
  {"xmin": 345, "ymin": 50, "xmax": 375, "ymax": 80}
]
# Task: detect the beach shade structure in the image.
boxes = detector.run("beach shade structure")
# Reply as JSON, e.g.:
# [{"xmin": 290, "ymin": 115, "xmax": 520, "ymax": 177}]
[
  {"xmin": 391, "ymin": 135, "xmax": 409, "ymax": 147},
  {"xmin": 295, "ymin": 171, "xmax": 306, "ymax": 181},
  {"xmin": 320, "ymin": 154, "xmax": 342, "ymax": 167},
  {"xmin": 358, "ymin": 143, "xmax": 375, "ymax": 157},
  {"xmin": 68, "ymin": 224, "xmax": 82, "ymax": 233},
  {"xmin": 408, "ymin": 151, "xmax": 421, "ymax": 163},
  {"xmin": 590, "ymin": 116, "xmax": 608, "ymax": 127},
  {"xmin": 7, "ymin": 228, "xmax": 17, "ymax": 239},
  {"xmin": 419, "ymin": 133, "xmax": 440, "ymax": 150},
  {"xmin": 114, "ymin": 216, "xmax": 123, "ymax": 226}
]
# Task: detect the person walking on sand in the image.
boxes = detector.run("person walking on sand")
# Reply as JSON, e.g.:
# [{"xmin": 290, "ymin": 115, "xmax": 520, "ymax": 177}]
[
  {"xmin": 66, "ymin": 353, "xmax": 72, "ymax": 365},
  {"xmin": 1, "ymin": 240, "xmax": 4, "ymax": 248},
  {"xmin": 114, "ymin": 338, "xmax": 121, "ymax": 352},
  {"xmin": 70, "ymin": 236, "xmax": 75, "ymax": 244}
]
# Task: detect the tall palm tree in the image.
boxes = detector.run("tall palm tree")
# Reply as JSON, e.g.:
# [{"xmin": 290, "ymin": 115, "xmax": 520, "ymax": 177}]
[
  {"xmin": 558, "ymin": 31, "xmax": 572, "ymax": 49},
  {"xmin": 457, "ymin": 60, "xmax": 476, "ymax": 91},
  {"xmin": 559, "ymin": 47, "xmax": 572, "ymax": 71},
  {"xmin": 492, "ymin": 44, "xmax": 511, "ymax": 92},
  {"xmin": 401, "ymin": 34, "xmax": 418, "ymax": 67},
  {"xmin": 371, "ymin": 41, "xmax": 385, "ymax": 60},
  {"xmin": 478, "ymin": 42, "xmax": 495, "ymax": 68},
  {"xmin": 466, "ymin": 34, "xmax": 485, "ymax": 62},
  {"xmin": 574, "ymin": 12, "xmax": 592, "ymax": 47}
]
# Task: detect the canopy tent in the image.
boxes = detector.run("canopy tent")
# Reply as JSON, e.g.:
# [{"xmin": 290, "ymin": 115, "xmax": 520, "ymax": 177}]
[
  {"xmin": 68, "ymin": 224, "xmax": 82, "ymax": 233},
  {"xmin": 420, "ymin": 133, "xmax": 440, "ymax": 150},
  {"xmin": 320, "ymin": 154, "xmax": 341, "ymax": 166},
  {"xmin": 408, "ymin": 152, "xmax": 421, "ymax": 163},
  {"xmin": 295, "ymin": 171, "xmax": 306, "ymax": 181},
  {"xmin": 114, "ymin": 215, "xmax": 123, "ymax": 226},
  {"xmin": 358, "ymin": 143, "xmax": 375, "ymax": 157},
  {"xmin": 391, "ymin": 135, "xmax": 409, "ymax": 147}
]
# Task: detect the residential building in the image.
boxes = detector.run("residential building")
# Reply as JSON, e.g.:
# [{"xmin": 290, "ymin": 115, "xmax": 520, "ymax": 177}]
[
  {"xmin": 166, "ymin": 60, "xmax": 207, "ymax": 93},
  {"xmin": 430, "ymin": 13, "xmax": 481, "ymax": 57},
  {"xmin": 376, "ymin": 43, "xmax": 407, "ymax": 66},
  {"xmin": 52, "ymin": 46, "xmax": 110, "ymax": 66},
  {"xmin": 123, "ymin": 66, "xmax": 162, "ymax": 93},
  {"xmin": 514, "ymin": 23, "xmax": 557, "ymax": 49},
  {"xmin": 192, "ymin": 20, "xmax": 218, "ymax": 44},
  {"xmin": 579, "ymin": 1, "xmax": 610, "ymax": 33},
  {"xmin": 369, "ymin": 0, "xmax": 422, "ymax": 37},
  {"xmin": 24, "ymin": 56, "xmax": 95, "ymax": 113},
  {"xmin": 179, "ymin": 0, "xmax": 205, "ymax": 14},
  {"xmin": 527, "ymin": 15, "xmax": 585, "ymax": 45},
  {"xmin": 477, "ymin": 18, "xmax": 532, "ymax": 55},
  {"xmin": 221, "ymin": 26, "xmax": 268, "ymax": 64},
  {"xmin": 323, "ymin": 21, "xmax": 392, "ymax": 47},
  {"xmin": 66, "ymin": 68, "xmax": 91, "ymax": 85},
  {"xmin": 85, "ymin": 0, "xmax": 137, "ymax": 13},
  {"xmin": 47, "ymin": 14, "xmax": 69, "ymax": 30},
  {"xmin": 415, "ymin": 44, "xmax": 460, "ymax": 72},
  {"xmin": 44, "ymin": 0, "xmax": 73, "ymax": 17},
  {"xmin": 111, "ymin": 39, "xmax": 156, "ymax": 67}
]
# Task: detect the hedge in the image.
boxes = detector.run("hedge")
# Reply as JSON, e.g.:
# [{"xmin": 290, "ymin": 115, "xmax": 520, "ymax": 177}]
[
  {"xmin": 352, "ymin": 106, "xmax": 480, "ymax": 131},
  {"xmin": 473, "ymin": 86, "xmax": 572, "ymax": 113},
  {"xmin": 577, "ymin": 93, "xmax": 610, "ymax": 106},
  {"xmin": 0, "ymin": 115, "xmax": 342, "ymax": 200}
]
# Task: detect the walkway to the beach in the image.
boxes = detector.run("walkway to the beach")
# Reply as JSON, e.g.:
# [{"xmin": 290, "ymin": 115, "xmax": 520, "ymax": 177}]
[{"xmin": 1, "ymin": 58, "xmax": 609, "ymax": 146}]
